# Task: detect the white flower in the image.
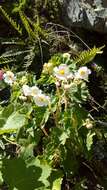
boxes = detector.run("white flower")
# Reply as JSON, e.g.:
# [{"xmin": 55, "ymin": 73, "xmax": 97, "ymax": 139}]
[
  {"xmin": 22, "ymin": 85, "xmax": 31, "ymax": 96},
  {"xmin": 30, "ymin": 86, "xmax": 41, "ymax": 97},
  {"xmin": 67, "ymin": 73, "xmax": 74, "ymax": 79},
  {"xmin": 33, "ymin": 94, "xmax": 50, "ymax": 107},
  {"xmin": 3, "ymin": 71, "xmax": 15, "ymax": 85},
  {"xmin": 75, "ymin": 66, "xmax": 91, "ymax": 81},
  {"xmin": 53, "ymin": 64, "xmax": 71, "ymax": 80}
]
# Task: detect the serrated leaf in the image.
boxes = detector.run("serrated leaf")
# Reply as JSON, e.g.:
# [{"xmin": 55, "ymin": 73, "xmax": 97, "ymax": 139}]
[
  {"xmin": 86, "ymin": 131, "xmax": 95, "ymax": 151},
  {"xmin": 0, "ymin": 112, "xmax": 26, "ymax": 135}
]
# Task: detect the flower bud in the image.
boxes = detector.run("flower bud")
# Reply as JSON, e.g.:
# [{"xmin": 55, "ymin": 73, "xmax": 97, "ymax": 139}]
[
  {"xmin": 84, "ymin": 118, "xmax": 93, "ymax": 129},
  {"xmin": 63, "ymin": 53, "xmax": 70, "ymax": 59},
  {"xmin": 43, "ymin": 62, "xmax": 53, "ymax": 73},
  {"xmin": 64, "ymin": 84, "xmax": 71, "ymax": 90},
  {"xmin": 19, "ymin": 95, "xmax": 27, "ymax": 101},
  {"xmin": 86, "ymin": 123, "xmax": 93, "ymax": 129}
]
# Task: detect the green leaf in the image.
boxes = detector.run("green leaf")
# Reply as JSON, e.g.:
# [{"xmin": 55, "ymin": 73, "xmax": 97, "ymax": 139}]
[
  {"xmin": 49, "ymin": 169, "xmax": 63, "ymax": 190},
  {"xmin": 2, "ymin": 104, "xmax": 14, "ymax": 118},
  {"xmin": 0, "ymin": 160, "xmax": 3, "ymax": 185},
  {"xmin": 0, "ymin": 170, "xmax": 3, "ymax": 185},
  {"xmin": 20, "ymin": 144, "xmax": 34, "ymax": 161},
  {"xmin": 52, "ymin": 177, "xmax": 62, "ymax": 190},
  {"xmin": 59, "ymin": 132, "xmax": 68, "ymax": 145},
  {"xmin": 86, "ymin": 131, "xmax": 95, "ymax": 151},
  {"xmin": 34, "ymin": 107, "xmax": 48, "ymax": 127},
  {"xmin": 62, "ymin": 147, "xmax": 79, "ymax": 176},
  {"xmin": 0, "ymin": 112, "xmax": 26, "ymax": 135},
  {"xmin": 2, "ymin": 158, "xmax": 43, "ymax": 190},
  {"xmin": 0, "ymin": 140, "xmax": 5, "ymax": 150},
  {"xmin": 28, "ymin": 158, "xmax": 52, "ymax": 187},
  {"xmin": 71, "ymin": 105, "xmax": 88, "ymax": 128}
]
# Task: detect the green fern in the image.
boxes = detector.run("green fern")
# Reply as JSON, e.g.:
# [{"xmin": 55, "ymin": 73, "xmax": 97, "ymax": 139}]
[
  {"xmin": 0, "ymin": 49, "xmax": 32, "ymax": 66},
  {"xmin": 73, "ymin": 46, "xmax": 104, "ymax": 65},
  {"xmin": 27, "ymin": 16, "xmax": 47, "ymax": 38},
  {"xmin": 0, "ymin": 37, "xmax": 25, "ymax": 45},
  {"xmin": 1, "ymin": 49, "xmax": 30, "ymax": 58},
  {"xmin": 24, "ymin": 45, "xmax": 37, "ymax": 68},
  {"xmin": 12, "ymin": 0, "xmax": 27, "ymax": 12},
  {"xmin": 19, "ymin": 10, "xmax": 36, "ymax": 40},
  {"xmin": 0, "ymin": 56, "xmax": 16, "ymax": 65},
  {"xmin": 0, "ymin": 6, "xmax": 22, "ymax": 35}
]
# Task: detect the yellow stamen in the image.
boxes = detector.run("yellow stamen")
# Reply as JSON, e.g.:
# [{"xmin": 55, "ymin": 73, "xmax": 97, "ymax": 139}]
[
  {"xmin": 9, "ymin": 75, "xmax": 13, "ymax": 80},
  {"xmin": 80, "ymin": 70, "xmax": 86, "ymax": 76},
  {"xmin": 39, "ymin": 97, "xmax": 45, "ymax": 102},
  {"xmin": 59, "ymin": 69, "xmax": 65, "ymax": 75}
]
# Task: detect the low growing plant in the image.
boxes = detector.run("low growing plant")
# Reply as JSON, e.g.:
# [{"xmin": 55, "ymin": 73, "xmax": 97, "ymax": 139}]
[{"xmin": 0, "ymin": 49, "xmax": 106, "ymax": 189}]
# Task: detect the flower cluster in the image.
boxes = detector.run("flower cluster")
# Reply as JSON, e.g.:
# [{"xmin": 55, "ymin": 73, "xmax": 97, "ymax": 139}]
[
  {"xmin": 22, "ymin": 84, "xmax": 50, "ymax": 107},
  {"xmin": 53, "ymin": 64, "xmax": 91, "ymax": 82},
  {"xmin": 0, "ymin": 70, "xmax": 15, "ymax": 85},
  {"xmin": 0, "ymin": 54, "xmax": 91, "ymax": 108}
]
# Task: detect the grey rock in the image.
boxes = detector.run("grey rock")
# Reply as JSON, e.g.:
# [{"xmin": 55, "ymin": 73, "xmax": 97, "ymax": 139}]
[{"xmin": 61, "ymin": 0, "xmax": 107, "ymax": 33}]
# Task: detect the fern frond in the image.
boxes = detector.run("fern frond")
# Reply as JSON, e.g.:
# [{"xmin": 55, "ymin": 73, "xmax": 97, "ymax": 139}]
[
  {"xmin": 1, "ymin": 49, "xmax": 30, "ymax": 58},
  {"xmin": 0, "ymin": 49, "xmax": 31, "ymax": 65},
  {"xmin": 27, "ymin": 16, "xmax": 47, "ymax": 39},
  {"xmin": 0, "ymin": 56, "xmax": 16, "ymax": 65},
  {"xmin": 73, "ymin": 46, "xmax": 104, "ymax": 65},
  {"xmin": 0, "ymin": 6, "xmax": 22, "ymax": 35},
  {"xmin": 24, "ymin": 45, "xmax": 36, "ymax": 68},
  {"xmin": 19, "ymin": 10, "xmax": 36, "ymax": 40},
  {"xmin": 12, "ymin": 0, "xmax": 27, "ymax": 13},
  {"xmin": 0, "ymin": 37, "xmax": 25, "ymax": 45}
]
